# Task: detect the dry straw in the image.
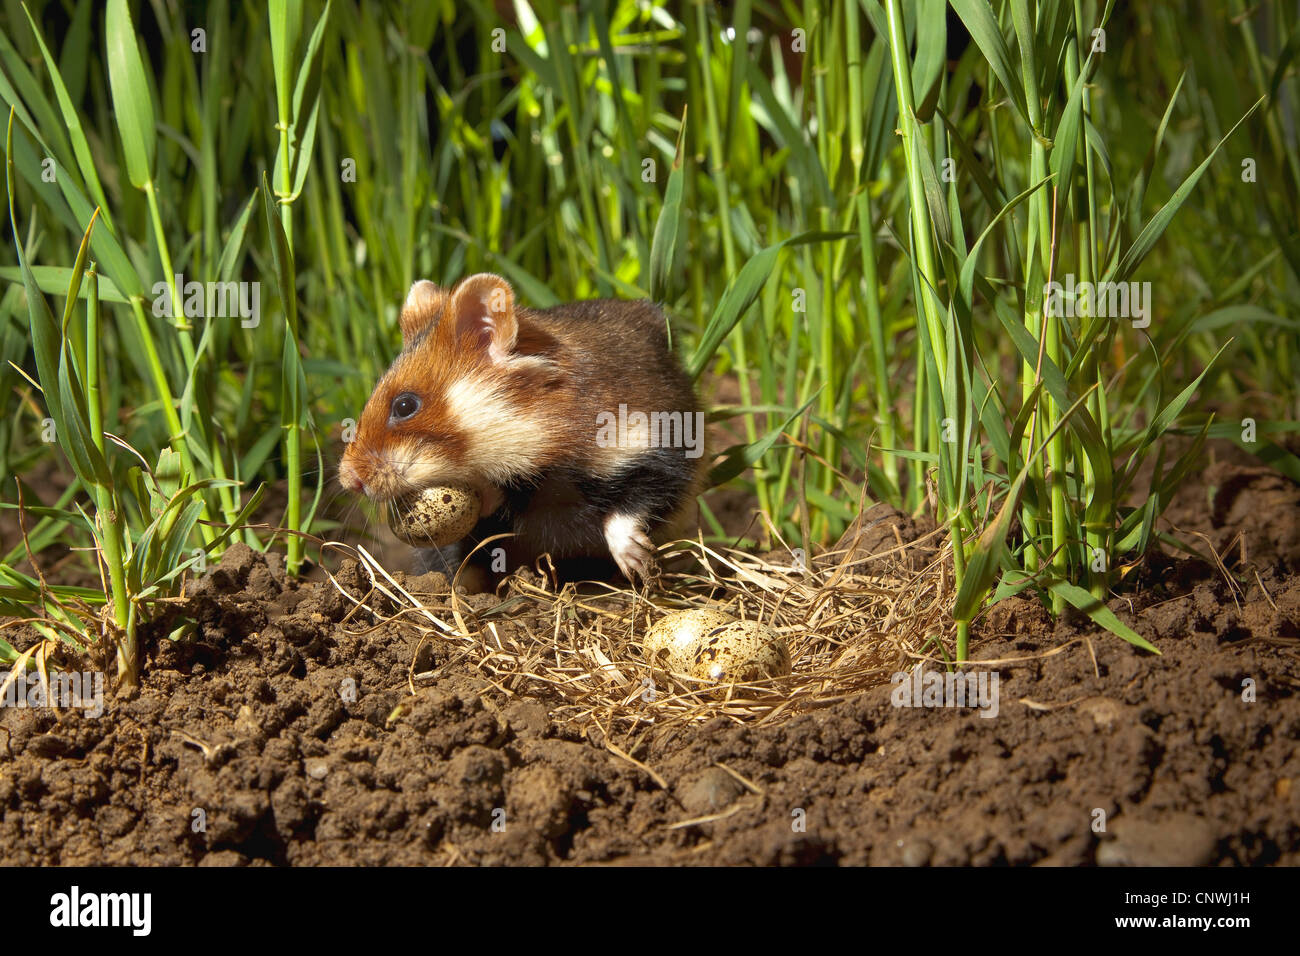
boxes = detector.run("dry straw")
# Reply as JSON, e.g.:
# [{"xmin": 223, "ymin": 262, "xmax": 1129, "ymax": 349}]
[{"xmin": 321, "ymin": 513, "xmax": 952, "ymax": 741}]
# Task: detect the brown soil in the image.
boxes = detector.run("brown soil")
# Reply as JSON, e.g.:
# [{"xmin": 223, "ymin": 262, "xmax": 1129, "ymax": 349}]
[{"xmin": 1, "ymin": 442, "xmax": 1298, "ymax": 866}]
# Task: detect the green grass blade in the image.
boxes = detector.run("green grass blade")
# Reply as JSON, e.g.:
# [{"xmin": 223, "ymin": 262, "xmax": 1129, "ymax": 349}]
[
  {"xmin": 648, "ymin": 111, "xmax": 686, "ymax": 301},
  {"xmin": 1046, "ymin": 578, "xmax": 1160, "ymax": 654},
  {"xmin": 688, "ymin": 230, "xmax": 850, "ymax": 379},
  {"xmin": 105, "ymin": 0, "xmax": 157, "ymax": 189},
  {"xmin": 20, "ymin": 4, "xmax": 114, "ymax": 227},
  {"xmin": 707, "ymin": 392, "xmax": 819, "ymax": 488},
  {"xmin": 1112, "ymin": 97, "xmax": 1264, "ymax": 284},
  {"xmin": 948, "ymin": 0, "xmax": 1028, "ymax": 120}
]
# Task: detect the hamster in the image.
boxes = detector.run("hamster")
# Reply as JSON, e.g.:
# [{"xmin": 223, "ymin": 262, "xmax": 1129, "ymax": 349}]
[{"xmin": 338, "ymin": 273, "xmax": 707, "ymax": 582}]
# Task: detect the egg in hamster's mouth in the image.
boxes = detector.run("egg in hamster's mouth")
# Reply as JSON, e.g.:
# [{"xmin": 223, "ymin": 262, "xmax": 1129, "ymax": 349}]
[{"xmin": 385, "ymin": 484, "xmax": 482, "ymax": 547}]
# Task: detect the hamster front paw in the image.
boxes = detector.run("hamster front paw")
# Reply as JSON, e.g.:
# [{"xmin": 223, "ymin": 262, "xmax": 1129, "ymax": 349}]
[{"xmin": 603, "ymin": 513, "xmax": 658, "ymax": 583}]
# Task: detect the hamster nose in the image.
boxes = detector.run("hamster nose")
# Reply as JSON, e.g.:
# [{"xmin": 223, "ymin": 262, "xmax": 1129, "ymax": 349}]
[{"xmin": 338, "ymin": 460, "xmax": 365, "ymax": 494}]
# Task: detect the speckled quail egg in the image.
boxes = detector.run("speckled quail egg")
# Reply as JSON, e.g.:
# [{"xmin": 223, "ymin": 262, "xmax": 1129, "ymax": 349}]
[
  {"xmin": 688, "ymin": 619, "xmax": 791, "ymax": 682},
  {"xmin": 643, "ymin": 609, "xmax": 791, "ymax": 683},
  {"xmin": 387, "ymin": 484, "xmax": 481, "ymax": 547},
  {"xmin": 643, "ymin": 609, "xmax": 733, "ymax": 672}
]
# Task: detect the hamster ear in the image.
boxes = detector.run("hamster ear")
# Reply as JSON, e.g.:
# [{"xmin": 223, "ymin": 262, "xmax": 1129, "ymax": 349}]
[
  {"xmin": 399, "ymin": 280, "xmax": 448, "ymax": 344},
  {"xmin": 448, "ymin": 273, "xmax": 517, "ymax": 361}
]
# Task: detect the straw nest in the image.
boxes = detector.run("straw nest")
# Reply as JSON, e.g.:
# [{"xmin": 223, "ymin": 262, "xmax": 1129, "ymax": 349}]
[{"xmin": 321, "ymin": 513, "xmax": 953, "ymax": 740}]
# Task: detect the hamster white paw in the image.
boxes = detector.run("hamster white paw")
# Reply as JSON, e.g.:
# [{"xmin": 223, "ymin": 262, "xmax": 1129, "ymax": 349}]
[{"xmin": 603, "ymin": 513, "xmax": 657, "ymax": 582}]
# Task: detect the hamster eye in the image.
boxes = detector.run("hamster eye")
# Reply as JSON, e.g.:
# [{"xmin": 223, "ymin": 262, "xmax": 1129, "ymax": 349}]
[{"xmin": 389, "ymin": 392, "xmax": 421, "ymax": 422}]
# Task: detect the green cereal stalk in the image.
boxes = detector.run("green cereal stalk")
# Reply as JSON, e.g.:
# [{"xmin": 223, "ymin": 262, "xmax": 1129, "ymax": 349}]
[
  {"xmin": 85, "ymin": 264, "xmax": 134, "ymax": 685},
  {"xmin": 884, "ymin": 0, "xmax": 970, "ymax": 656}
]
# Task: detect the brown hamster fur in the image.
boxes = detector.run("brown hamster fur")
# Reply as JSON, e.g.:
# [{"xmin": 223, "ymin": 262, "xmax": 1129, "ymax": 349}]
[{"xmin": 339, "ymin": 273, "xmax": 706, "ymax": 581}]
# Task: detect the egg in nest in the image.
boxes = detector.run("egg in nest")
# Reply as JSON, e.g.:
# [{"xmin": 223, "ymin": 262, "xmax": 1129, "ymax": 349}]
[{"xmin": 644, "ymin": 609, "xmax": 791, "ymax": 683}]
